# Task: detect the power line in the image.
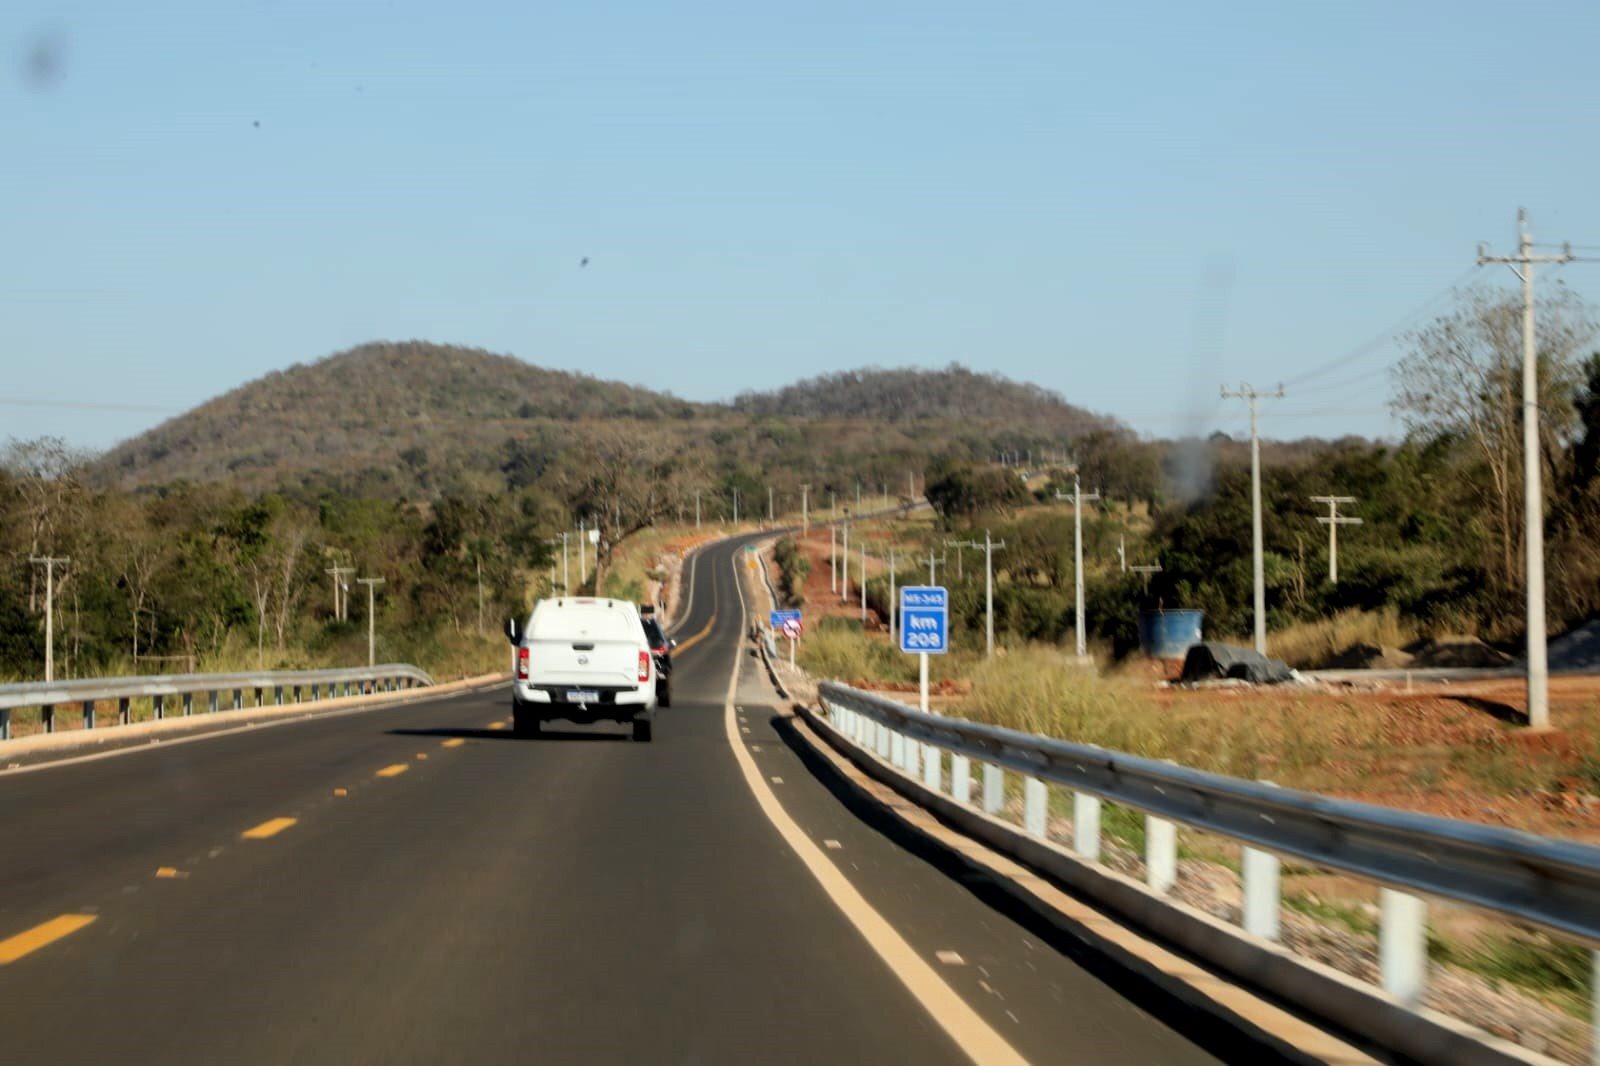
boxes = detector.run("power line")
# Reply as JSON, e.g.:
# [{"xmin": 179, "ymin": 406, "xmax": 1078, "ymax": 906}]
[{"xmin": 1278, "ymin": 266, "xmax": 1480, "ymax": 389}]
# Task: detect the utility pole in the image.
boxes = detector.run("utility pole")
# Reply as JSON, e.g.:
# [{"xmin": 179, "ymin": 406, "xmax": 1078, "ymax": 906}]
[
  {"xmin": 947, "ymin": 534, "xmax": 1005, "ymax": 657},
  {"xmin": 357, "ymin": 577, "xmax": 385, "ymax": 667},
  {"xmin": 768, "ymin": 486, "xmax": 775, "ymax": 525},
  {"xmin": 733, "ymin": 488, "xmax": 740, "ymax": 525},
  {"xmin": 1118, "ymin": 536, "xmax": 1126, "ymax": 573},
  {"xmin": 841, "ymin": 513, "xmax": 850, "ymax": 603},
  {"xmin": 927, "ymin": 550, "xmax": 938, "ymax": 584},
  {"xmin": 860, "ymin": 540, "xmax": 868, "ymax": 623},
  {"xmin": 29, "ymin": 556, "xmax": 68, "ymax": 682},
  {"xmin": 695, "ymin": 492, "xmax": 701, "ymax": 529},
  {"xmin": 1310, "ymin": 496, "xmax": 1362, "ymax": 584},
  {"xmin": 325, "ymin": 565, "xmax": 355, "ymax": 621},
  {"xmin": 908, "ymin": 471, "xmax": 915, "ymax": 500},
  {"xmin": 856, "ymin": 482, "xmax": 862, "ymax": 512},
  {"xmin": 1478, "ymin": 210, "xmax": 1577, "ymax": 730},
  {"xmin": 801, "ymin": 484, "xmax": 810, "ymax": 532},
  {"xmin": 830, "ymin": 523, "xmax": 838, "ymax": 593},
  {"xmin": 1221, "ymin": 383, "xmax": 1285, "ymax": 654},
  {"xmin": 475, "ymin": 555, "xmax": 485, "ymax": 634},
  {"xmin": 888, "ymin": 545, "xmax": 898, "ymax": 642},
  {"xmin": 1131, "ymin": 563, "xmax": 1163, "ymax": 596},
  {"xmin": 1055, "ymin": 472, "xmax": 1101, "ymax": 658},
  {"xmin": 578, "ymin": 519, "xmax": 587, "ymax": 588}
]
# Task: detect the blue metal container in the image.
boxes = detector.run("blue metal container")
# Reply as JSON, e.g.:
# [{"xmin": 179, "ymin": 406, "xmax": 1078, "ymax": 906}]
[{"xmin": 1138, "ymin": 609, "xmax": 1204, "ymax": 659}]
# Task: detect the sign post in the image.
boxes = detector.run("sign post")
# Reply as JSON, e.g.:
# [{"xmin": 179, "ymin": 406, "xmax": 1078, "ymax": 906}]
[
  {"xmin": 898, "ymin": 586, "xmax": 948, "ymax": 713},
  {"xmin": 770, "ymin": 609, "xmax": 803, "ymax": 667}
]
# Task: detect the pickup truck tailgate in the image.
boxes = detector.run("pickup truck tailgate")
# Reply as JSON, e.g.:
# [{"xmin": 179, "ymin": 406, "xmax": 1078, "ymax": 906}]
[{"xmin": 528, "ymin": 637, "xmax": 639, "ymax": 688}]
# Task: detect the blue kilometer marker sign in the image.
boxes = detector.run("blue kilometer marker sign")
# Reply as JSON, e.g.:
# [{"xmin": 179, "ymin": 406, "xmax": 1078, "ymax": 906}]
[{"xmin": 898, "ymin": 586, "xmax": 949, "ymax": 654}]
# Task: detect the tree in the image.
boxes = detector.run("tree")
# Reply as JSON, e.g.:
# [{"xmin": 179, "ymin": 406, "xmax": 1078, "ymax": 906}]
[{"xmin": 1392, "ymin": 285, "xmax": 1595, "ymax": 590}]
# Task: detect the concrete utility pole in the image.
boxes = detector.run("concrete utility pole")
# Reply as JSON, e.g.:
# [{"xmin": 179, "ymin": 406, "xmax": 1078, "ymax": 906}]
[
  {"xmin": 578, "ymin": 519, "xmax": 587, "ymax": 587},
  {"xmin": 856, "ymin": 482, "xmax": 862, "ymax": 512},
  {"xmin": 861, "ymin": 540, "xmax": 868, "ymax": 623},
  {"xmin": 328, "ymin": 565, "xmax": 356, "ymax": 620},
  {"xmin": 1310, "ymin": 496, "xmax": 1362, "ymax": 584},
  {"xmin": 801, "ymin": 484, "xmax": 810, "ymax": 532},
  {"xmin": 768, "ymin": 486, "xmax": 775, "ymax": 525},
  {"xmin": 357, "ymin": 577, "xmax": 385, "ymax": 667},
  {"xmin": 888, "ymin": 545, "xmax": 898, "ymax": 641},
  {"xmin": 1055, "ymin": 473, "xmax": 1101, "ymax": 658},
  {"xmin": 841, "ymin": 513, "xmax": 851, "ymax": 603},
  {"xmin": 733, "ymin": 488, "xmax": 739, "ymax": 525},
  {"xmin": 29, "ymin": 556, "xmax": 68, "ymax": 682},
  {"xmin": 1118, "ymin": 536, "xmax": 1127, "ymax": 573},
  {"xmin": 1478, "ymin": 210, "xmax": 1577, "ymax": 731},
  {"xmin": 1221, "ymin": 383, "xmax": 1285, "ymax": 655},
  {"xmin": 948, "ymin": 534, "xmax": 1005, "ymax": 657},
  {"xmin": 1131, "ymin": 563, "xmax": 1163, "ymax": 595},
  {"xmin": 695, "ymin": 492, "xmax": 701, "ymax": 529},
  {"xmin": 908, "ymin": 471, "xmax": 916, "ymax": 500},
  {"xmin": 830, "ymin": 524, "xmax": 838, "ymax": 593}
]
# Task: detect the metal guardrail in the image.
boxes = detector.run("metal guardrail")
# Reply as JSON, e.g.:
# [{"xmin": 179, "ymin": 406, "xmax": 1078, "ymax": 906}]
[
  {"xmin": 0, "ymin": 664, "xmax": 435, "ymax": 740},
  {"xmin": 818, "ymin": 680, "xmax": 1600, "ymax": 1043}
]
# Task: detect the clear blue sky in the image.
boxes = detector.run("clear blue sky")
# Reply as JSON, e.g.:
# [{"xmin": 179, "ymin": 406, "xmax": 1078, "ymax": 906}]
[{"xmin": 5, "ymin": 0, "xmax": 1599, "ymax": 451}]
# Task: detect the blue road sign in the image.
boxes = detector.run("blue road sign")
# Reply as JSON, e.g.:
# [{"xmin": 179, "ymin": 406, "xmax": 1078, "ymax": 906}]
[
  {"xmin": 899, "ymin": 586, "xmax": 948, "ymax": 654},
  {"xmin": 770, "ymin": 609, "xmax": 802, "ymax": 629}
]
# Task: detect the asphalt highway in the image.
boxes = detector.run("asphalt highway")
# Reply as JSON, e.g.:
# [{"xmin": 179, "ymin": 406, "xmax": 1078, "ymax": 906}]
[{"xmin": 0, "ymin": 533, "xmax": 1245, "ymax": 1064}]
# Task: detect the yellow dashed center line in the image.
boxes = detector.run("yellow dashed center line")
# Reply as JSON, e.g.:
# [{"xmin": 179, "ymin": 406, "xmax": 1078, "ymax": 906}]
[
  {"xmin": 671, "ymin": 611, "xmax": 717, "ymax": 656},
  {"xmin": 241, "ymin": 817, "xmax": 298, "ymax": 840},
  {"xmin": 487, "ymin": 722, "xmax": 507, "ymax": 731},
  {"xmin": 441, "ymin": 738, "xmax": 465, "ymax": 748},
  {"xmin": 376, "ymin": 763, "xmax": 409, "ymax": 778},
  {"xmin": 0, "ymin": 914, "xmax": 97, "ymax": 965}
]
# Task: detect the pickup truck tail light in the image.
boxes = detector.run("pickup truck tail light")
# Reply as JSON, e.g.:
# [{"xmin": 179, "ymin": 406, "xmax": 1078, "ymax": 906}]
[
  {"xmin": 638, "ymin": 650, "xmax": 650, "ymax": 683},
  {"xmin": 516, "ymin": 646, "xmax": 530, "ymax": 680}
]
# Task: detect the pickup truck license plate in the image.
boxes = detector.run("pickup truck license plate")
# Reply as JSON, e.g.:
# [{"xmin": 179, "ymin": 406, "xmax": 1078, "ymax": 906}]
[{"xmin": 567, "ymin": 690, "xmax": 599, "ymax": 703}]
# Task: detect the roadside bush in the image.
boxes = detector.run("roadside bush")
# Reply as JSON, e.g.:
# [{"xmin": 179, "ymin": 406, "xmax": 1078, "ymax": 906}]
[{"xmin": 772, "ymin": 536, "xmax": 811, "ymax": 606}]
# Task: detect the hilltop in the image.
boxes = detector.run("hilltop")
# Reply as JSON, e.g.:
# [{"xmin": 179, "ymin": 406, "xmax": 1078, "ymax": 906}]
[
  {"xmin": 734, "ymin": 365, "xmax": 1112, "ymax": 432},
  {"xmin": 91, "ymin": 343, "xmax": 1124, "ymax": 497},
  {"xmin": 94, "ymin": 342, "xmax": 703, "ymax": 490}
]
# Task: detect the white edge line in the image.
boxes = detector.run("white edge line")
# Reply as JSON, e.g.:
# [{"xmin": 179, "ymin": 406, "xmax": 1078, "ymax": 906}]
[
  {"xmin": 721, "ymin": 543, "xmax": 1028, "ymax": 1066},
  {"xmin": 0, "ymin": 682, "xmax": 506, "ymax": 778}
]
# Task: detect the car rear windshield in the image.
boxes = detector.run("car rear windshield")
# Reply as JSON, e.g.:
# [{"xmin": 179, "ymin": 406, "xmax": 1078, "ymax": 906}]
[
  {"xmin": 530, "ymin": 606, "xmax": 639, "ymax": 641},
  {"xmin": 642, "ymin": 619, "xmax": 666, "ymax": 645}
]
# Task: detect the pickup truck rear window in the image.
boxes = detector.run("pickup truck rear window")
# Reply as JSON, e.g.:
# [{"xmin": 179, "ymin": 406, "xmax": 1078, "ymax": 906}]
[{"xmin": 530, "ymin": 608, "xmax": 638, "ymax": 641}]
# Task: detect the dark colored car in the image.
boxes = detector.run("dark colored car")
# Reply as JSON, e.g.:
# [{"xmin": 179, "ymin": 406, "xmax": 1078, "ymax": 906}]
[{"xmin": 640, "ymin": 611, "xmax": 675, "ymax": 707}]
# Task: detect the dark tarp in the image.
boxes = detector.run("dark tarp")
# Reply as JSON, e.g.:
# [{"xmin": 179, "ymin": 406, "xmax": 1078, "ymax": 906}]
[{"xmin": 1179, "ymin": 642, "xmax": 1295, "ymax": 685}]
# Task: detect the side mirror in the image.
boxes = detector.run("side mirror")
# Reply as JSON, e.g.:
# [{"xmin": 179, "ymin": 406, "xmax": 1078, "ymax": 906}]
[
  {"xmin": 503, "ymin": 617, "xmax": 522, "ymax": 646},
  {"xmin": 669, "ymin": 638, "xmax": 678, "ymax": 649}
]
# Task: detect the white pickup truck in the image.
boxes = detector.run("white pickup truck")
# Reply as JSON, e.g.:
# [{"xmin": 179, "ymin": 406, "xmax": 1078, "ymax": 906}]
[{"xmin": 504, "ymin": 597, "xmax": 657, "ymax": 741}]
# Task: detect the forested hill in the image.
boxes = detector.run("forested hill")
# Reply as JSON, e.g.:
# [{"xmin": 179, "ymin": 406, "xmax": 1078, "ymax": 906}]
[
  {"xmin": 93, "ymin": 342, "xmax": 703, "ymax": 489},
  {"xmin": 733, "ymin": 365, "xmax": 1113, "ymax": 432}
]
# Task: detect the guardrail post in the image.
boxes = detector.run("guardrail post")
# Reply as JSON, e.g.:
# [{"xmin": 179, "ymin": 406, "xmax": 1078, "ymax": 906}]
[
  {"xmin": 1024, "ymin": 777, "xmax": 1048, "ymax": 838},
  {"xmin": 254, "ymin": 687, "xmax": 264, "ymax": 707},
  {"xmin": 232, "ymin": 688, "xmax": 242, "ymax": 710},
  {"xmin": 1146, "ymin": 815, "xmax": 1177, "ymax": 894},
  {"xmin": 876, "ymin": 721, "xmax": 891, "ymax": 760},
  {"xmin": 293, "ymin": 685, "xmax": 302, "ymax": 703},
  {"xmin": 82, "ymin": 700, "xmax": 94, "ymax": 730},
  {"xmin": 1379, "ymin": 888, "xmax": 1428, "ymax": 1007},
  {"xmin": 311, "ymin": 684, "xmax": 319, "ymax": 702},
  {"xmin": 983, "ymin": 764, "xmax": 1004, "ymax": 815},
  {"xmin": 153, "ymin": 694, "xmax": 164, "ymax": 720},
  {"xmin": 952, "ymin": 755, "xmax": 971, "ymax": 804},
  {"xmin": 118, "ymin": 697, "xmax": 130, "ymax": 725},
  {"xmin": 274, "ymin": 685, "xmax": 284, "ymax": 706},
  {"xmin": 1242, "ymin": 845, "xmax": 1281, "ymax": 941},
  {"xmin": 890, "ymin": 729, "xmax": 903, "ymax": 769},
  {"xmin": 904, "ymin": 733, "xmax": 920, "ymax": 778},
  {"xmin": 41, "ymin": 703, "xmax": 54, "ymax": 733},
  {"xmin": 0, "ymin": 708, "xmax": 9, "ymax": 740},
  {"xmin": 207, "ymin": 690, "xmax": 218, "ymax": 713},
  {"xmin": 182, "ymin": 692, "xmax": 193, "ymax": 716},
  {"xmin": 1073, "ymin": 793, "xmax": 1101, "ymax": 861},
  {"xmin": 922, "ymin": 743, "xmax": 941, "ymax": 792}
]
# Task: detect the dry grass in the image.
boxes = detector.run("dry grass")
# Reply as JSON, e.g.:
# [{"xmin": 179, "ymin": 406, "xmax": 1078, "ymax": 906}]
[
  {"xmin": 1268, "ymin": 607, "xmax": 1420, "ymax": 668},
  {"xmin": 960, "ymin": 645, "xmax": 1347, "ymax": 782}
]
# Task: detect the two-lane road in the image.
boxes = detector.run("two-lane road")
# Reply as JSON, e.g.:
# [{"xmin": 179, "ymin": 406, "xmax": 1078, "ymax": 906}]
[{"xmin": 0, "ymin": 534, "xmax": 1233, "ymax": 1064}]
